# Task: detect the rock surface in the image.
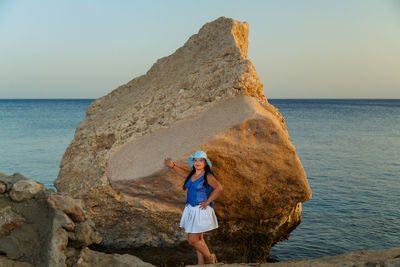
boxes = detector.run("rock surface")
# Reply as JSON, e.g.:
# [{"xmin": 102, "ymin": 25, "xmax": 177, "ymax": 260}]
[
  {"xmin": 9, "ymin": 179, "xmax": 46, "ymax": 202},
  {"xmin": 0, "ymin": 206, "xmax": 25, "ymax": 236},
  {"xmin": 187, "ymin": 248, "xmax": 400, "ymax": 267},
  {"xmin": 47, "ymin": 194, "xmax": 86, "ymax": 222},
  {"xmin": 54, "ymin": 16, "xmax": 311, "ymax": 265},
  {"xmin": 0, "ymin": 172, "xmax": 29, "ymax": 192},
  {"xmin": 71, "ymin": 247, "xmax": 155, "ymax": 267},
  {"xmin": 67, "ymin": 220, "xmax": 101, "ymax": 248},
  {"xmin": 0, "ymin": 173, "xmax": 152, "ymax": 267},
  {"xmin": 0, "ymin": 181, "xmax": 6, "ymax": 193},
  {"xmin": 0, "ymin": 255, "xmax": 33, "ymax": 267},
  {"xmin": 0, "ymin": 180, "xmax": 53, "ymax": 265}
]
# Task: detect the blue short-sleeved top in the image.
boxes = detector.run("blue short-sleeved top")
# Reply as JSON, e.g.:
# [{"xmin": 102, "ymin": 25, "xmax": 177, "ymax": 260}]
[{"xmin": 185, "ymin": 172, "xmax": 214, "ymax": 209}]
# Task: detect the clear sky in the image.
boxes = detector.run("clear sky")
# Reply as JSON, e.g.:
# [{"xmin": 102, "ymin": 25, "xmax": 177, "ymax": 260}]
[{"xmin": 1, "ymin": 0, "xmax": 399, "ymax": 99}]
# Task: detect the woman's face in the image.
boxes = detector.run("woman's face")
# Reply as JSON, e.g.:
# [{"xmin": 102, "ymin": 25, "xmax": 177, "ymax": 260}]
[{"xmin": 193, "ymin": 158, "xmax": 206, "ymax": 170}]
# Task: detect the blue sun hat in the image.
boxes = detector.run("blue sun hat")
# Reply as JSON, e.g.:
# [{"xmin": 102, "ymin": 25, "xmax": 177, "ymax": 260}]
[{"xmin": 187, "ymin": 150, "xmax": 212, "ymax": 168}]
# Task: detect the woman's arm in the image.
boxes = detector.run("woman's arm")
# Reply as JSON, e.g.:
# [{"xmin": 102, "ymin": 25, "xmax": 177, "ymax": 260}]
[
  {"xmin": 199, "ymin": 174, "xmax": 223, "ymax": 209},
  {"xmin": 164, "ymin": 158, "xmax": 190, "ymax": 178}
]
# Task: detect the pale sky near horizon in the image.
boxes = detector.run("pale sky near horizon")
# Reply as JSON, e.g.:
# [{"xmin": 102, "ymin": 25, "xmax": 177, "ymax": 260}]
[{"xmin": 1, "ymin": 0, "xmax": 399, "ymax": 99}]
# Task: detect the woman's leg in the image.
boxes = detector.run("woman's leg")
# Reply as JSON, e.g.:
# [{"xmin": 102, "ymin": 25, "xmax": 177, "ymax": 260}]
[
  {"xmin": 198, "ymin": 233, "xmax": 216, "ymax": 263},
  {"xmin": 195, "ymin": 233, "xmax": 205, "ymax": 264},
  {"xmin": 195, "ymin": 249, "xmax": 204, "ymax": 264},
  {"xmin": 188, "ymin": 233, "xmax": 214, "ymax": 263}
]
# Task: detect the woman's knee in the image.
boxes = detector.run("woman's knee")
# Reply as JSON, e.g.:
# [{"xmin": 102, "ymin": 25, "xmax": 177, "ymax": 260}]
[
  {"xmin": 188, "ymin": 238, "xmax": 197, "ymax": 246},
  {"xmin": 187, "ymin": 234, "xmax": 201, "ymax": 246}
]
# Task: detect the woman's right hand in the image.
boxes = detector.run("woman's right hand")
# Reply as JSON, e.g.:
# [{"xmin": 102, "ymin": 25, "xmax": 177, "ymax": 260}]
[{"xmin": 164, "ymin": 158, "xmax": 174, "ymax": 168}]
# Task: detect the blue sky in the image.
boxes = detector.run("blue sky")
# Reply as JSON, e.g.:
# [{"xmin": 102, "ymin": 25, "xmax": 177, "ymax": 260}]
[{"xmin": 1, "ymin": 0, "xmax": 399, "ymax": 99}]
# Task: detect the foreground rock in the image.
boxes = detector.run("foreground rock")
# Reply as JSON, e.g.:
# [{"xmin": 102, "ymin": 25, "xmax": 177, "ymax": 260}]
[
  {"xmin": 0, "ymin": 173, "xmax": 154, "ymax": 267},
  {"xmin": 0, "ymin": 255, "xmax": 33, "ymax": 267},
  {"xmin": 55, "ymin": 16, "xmax": 311, "ymax": 265},
  {"xmin": 187, "ymin": 248, "xmax": 400, "ymax": 266},
  {"xmin": 68, "ymin": 247, "xmax": 155, "ymax": 267}
]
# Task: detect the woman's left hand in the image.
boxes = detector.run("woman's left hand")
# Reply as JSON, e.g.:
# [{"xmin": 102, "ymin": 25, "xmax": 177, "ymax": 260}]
[
  {"xmin": 164, "ymin": 158, "xmax": 174, "ymax": 168},
  {"xmin": 199, "ymin": 200, "xmax": 210, "ymax": 209}
]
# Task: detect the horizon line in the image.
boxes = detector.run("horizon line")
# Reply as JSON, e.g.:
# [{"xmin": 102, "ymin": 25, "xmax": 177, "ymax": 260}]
[{"xmin": 0, "ymin": 98, "xmax": 399, "ymax": 100}]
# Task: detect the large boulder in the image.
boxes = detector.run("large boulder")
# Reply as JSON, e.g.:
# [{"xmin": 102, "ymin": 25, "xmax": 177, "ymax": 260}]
[{"xmin": 55, "ymin": 16, "xmax": 311, "ymax": 265}]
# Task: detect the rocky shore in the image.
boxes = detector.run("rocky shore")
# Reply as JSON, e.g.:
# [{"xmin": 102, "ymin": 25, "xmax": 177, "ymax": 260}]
[
  {"xmin": 0, "ymin": 172, "xmax": 154, "ymax": 267},
  {"xmin": 2, "ymin": 173, "xmax": 399, "ymax": 267},
  {"xmin": 188, "ymin": 248, "xmax": 400, "ymax": 267}
]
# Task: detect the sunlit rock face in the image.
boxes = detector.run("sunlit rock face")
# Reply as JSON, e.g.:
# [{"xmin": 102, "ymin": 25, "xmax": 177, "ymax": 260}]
[{"xmin": 55, "ymin": 16, "xmax": 311, "ymax": 265}]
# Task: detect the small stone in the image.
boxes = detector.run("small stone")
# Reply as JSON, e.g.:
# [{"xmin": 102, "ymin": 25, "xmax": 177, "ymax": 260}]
[
  {"xmin": 53, "ymin": 210, "xmax": 75, "ymax": 231},
  {"xmin": 67, "ymin": 219, "xmax": 102, "ymax": 248},
  {"xmin": 9, "ymin": 179, "xmax": 46, "ymax": 202},
  {"xmin": 0, "ymin": 172, "xmax": 29, "ymax": 192},
  {"xmin": 47, "ymin": 194, "xmax": 86, "ymax": 223},
  {"xmin": 65, "ymin": 247, "xmax": 80, "ymax": 267}
]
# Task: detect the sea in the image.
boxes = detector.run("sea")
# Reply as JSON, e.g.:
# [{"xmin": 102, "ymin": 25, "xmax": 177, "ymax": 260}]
[{"xmin": 0, "ymin": 98, "xmax": 399, "ymax": 261}]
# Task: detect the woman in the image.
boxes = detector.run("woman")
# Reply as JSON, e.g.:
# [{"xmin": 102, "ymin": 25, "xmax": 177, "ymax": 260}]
[{"xmin": 164, "ymin": 150, "xmax": 223, "ymax": 265}]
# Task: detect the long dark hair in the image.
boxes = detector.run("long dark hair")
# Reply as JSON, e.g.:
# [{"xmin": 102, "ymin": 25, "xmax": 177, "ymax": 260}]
[{"xmin": 182, "ymin": 164, "xmax": 213, "ymax": 190}]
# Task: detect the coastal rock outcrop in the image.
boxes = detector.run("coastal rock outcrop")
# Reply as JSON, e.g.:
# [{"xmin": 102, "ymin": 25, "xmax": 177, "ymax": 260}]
[
  {"xmin": 0, "ymin": 173, "xmax": 154, "ymax": 267},
  {"xmin": 55, "ymin": 16, "xmax": 312, "ymax": 265}
]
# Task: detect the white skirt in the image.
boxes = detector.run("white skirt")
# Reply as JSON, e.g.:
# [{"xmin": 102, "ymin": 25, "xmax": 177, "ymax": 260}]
[{"xmin": 179, "ymin": 204, "xmax": 218, "ymax": 233}]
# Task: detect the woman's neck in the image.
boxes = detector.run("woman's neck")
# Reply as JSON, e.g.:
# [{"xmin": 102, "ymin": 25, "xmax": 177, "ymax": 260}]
[{"xmin": 195, "ymin": 169, "xmax": 205, "ymax": 176}]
